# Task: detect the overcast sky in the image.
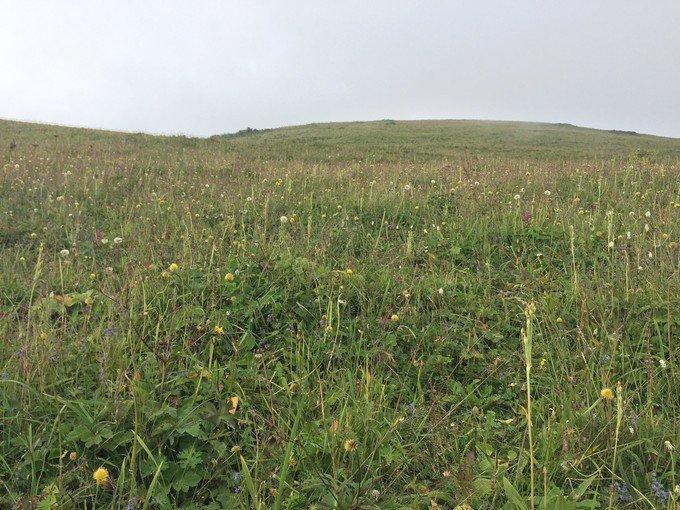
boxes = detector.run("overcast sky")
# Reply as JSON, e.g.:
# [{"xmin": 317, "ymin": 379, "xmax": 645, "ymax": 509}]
[{"xmin": 2, "ymin": 1, "xmax": 679, "ymax": 137}]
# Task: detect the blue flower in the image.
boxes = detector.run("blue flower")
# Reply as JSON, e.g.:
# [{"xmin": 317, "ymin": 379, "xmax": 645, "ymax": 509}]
[
  {"xmin": 650, "ymin": 473, "xmax": 669, "ymax": 504},
  {"xmin": 613, "ymin": 481, "xmax": 632, "ymax": 502}
]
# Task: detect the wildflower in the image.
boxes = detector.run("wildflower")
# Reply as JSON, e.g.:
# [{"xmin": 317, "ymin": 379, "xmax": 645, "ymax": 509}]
[
  {"xmin": 93, "ymin": 467, "xmax": 110, "ymax": 487},
  {"xmin": 544, "ymin": 190, "xmax": 551, "ymax": 196},
  {"xmin": 101, "ymin": 238, "xmax": 109, "ymax": 245},
  {"xmin": 650, "ymin": 473, "xmax": 669, "ymax": 504},
  {"xmin": 168, "ymin": 262, "xmax": 179, "ymax": 272},
  {"xmin": 600, "ymin": 387, "xmax": 614, "ymax": 400},
  {"xmin": 438, "ymin": 287, "xmax": 444, "ymax": 295},
  {"xmin": 664, "ymin": 440, "xmax": 674, "ymax": 452},
  {"xmin": 403, "ymin": 184, "xmax": 412, "ymax": 191},
  {"xmin": 60, "ymin": 249, "xmax": 70, "ymax": 257},
  {"xmin": 113, "ymin": 237, "xmax": 123, "ymax": 244},
  {"xmin": 659, "ymin": 358, "xmax": 667, "ymax": 369},
  {"xmin": 514, "ymin": 194, "xmax": 520, "ymax": 200},
  {"xmin": 280, "ymin": 215, "xmax": 289, "ymax": 224},
  {"xmin": 371, "ymin": 489, "xmax": 381, "ymax": 501},
  {"xmin": 345, "ymin": 268, "xmax": 354, "ymax": 275},
  {"xmin": 645, "ymin": 210, "xmax": 651, "ymax": 218},
  {"xmin": 213, "ymin": 325, "xmax": 224, "ymax": 335},
  {"xmin": 69, "ymin": 451, "xmax": 77, "ymax": 461},
  {"xmin": 390, "ymin": 314, "xmax": 399, "ymax": 322},
  {"xmin": 613, "ymin": 481, "xmax": 632, "ymax": 503},
  {"xmin": 224, "ymin": 272, "xmax": 235, "ymax": 282},
  {"xmin": 607, "ymin": 240, "xmax": 614, "ymax": 248},
  {"xmin": 343, "ymin": 439, "xmax": 358, "ymax": 452},
  {"xmin": 228, "ymin": 395, "xmax": 239, "ymax": 414}
]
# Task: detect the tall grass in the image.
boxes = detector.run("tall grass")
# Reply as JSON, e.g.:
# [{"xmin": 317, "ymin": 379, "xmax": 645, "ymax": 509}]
[{"xmin": 0, "ymin": 120, "xmax": 678, "ymax": 508}]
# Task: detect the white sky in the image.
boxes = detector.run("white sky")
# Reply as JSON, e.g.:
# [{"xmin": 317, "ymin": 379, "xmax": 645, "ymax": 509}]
[{"xmin": 2, "ymin": 1, "xmax": 679, "ymax": 137}]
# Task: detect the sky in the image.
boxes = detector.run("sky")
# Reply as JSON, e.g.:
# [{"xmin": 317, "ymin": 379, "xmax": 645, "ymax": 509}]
[{"xmin": 2, "ymin": 1, "xmax": 680, "ymax": 138}]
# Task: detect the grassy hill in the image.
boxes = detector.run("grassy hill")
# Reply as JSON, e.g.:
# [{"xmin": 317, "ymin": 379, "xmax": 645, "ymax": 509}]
[
  {"xmin": 0, "ymin": 118, "xmax": 678, "ymax": 509},
  {"xmin": 3, "ymin": 117, "xmax": 680, "ymax": 163}
]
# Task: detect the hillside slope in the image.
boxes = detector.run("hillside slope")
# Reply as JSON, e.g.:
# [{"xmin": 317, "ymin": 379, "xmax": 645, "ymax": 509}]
[{"xmin": 3, "ymin": 118, "xmax": 680, "ymax": 163}]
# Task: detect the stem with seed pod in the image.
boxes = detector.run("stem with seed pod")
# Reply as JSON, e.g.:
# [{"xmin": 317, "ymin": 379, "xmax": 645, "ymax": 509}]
[{"xmin": 522, "ymin": 302, "xmax": 536, "ymax": 510}]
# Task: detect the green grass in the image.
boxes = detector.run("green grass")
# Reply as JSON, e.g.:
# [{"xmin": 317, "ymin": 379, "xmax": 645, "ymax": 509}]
[{"xmin": 0, "ymin": 118, "xmax": 678, "ymax": 509}]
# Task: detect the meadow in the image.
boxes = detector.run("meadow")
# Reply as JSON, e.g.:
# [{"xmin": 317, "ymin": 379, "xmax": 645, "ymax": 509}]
[{"xmin": 0, "ymin": 119, "xmax": 678, "ymax": 509}]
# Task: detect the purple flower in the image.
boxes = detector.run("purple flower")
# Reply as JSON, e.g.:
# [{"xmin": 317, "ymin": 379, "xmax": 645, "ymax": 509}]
[
  {"xmin": 613, "ymin": 481, "xmax": 632, "ymax": 502},
  {"xmin": 650, "ymin": 473, "xmax": 669, "ymax": 503},
  {"xmin": 521, "ymin": 211, "xmax": 532, "ymax": 224}
]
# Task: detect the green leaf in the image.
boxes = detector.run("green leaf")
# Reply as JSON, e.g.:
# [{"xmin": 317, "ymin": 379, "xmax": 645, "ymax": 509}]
[{"xmin": 503, "ymin": 477, "xmax": 528, "ymax": 510}]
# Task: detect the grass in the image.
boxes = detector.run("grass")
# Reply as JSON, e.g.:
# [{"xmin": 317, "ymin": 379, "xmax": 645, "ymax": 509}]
[{"xmin": 0, "ymin": 118, "xmax": 678, "ymax": 509}]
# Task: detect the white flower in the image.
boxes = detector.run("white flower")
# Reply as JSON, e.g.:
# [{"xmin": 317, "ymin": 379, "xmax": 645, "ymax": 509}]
[
  {"xmin": 644, "ymin": 223, "xmax": 650, "ymax": 232},
  {"xmin": 544, "ymin": 190, "xmax": 551, "ymax": 196},
  {"xmin": 246, "ymin": 196, "xmax": 253, "ymax": 202},
  {"xmin": 59, "ymin": 249, "xmax": 70, "ymax": 257},
  {"xmin": 626, "ymin": 231, "xmax": 631, "ymax": 239},
  {"xmin": 648, "ymin": 251, "xmax": 653, "ymax": 258},
  {"xmin": 101, "ymin": 238, "xmax": 109, "ymax": 245},
  {"xmin": 664, "ymin": 440, "xmax": 674, "ymax": 452},
  {"xmin": 438, "ymin": 288, "xmax": 444, "ymax": 295},
  {"xmin": 403, "ymin": 184, "xmax": 412, "ymax": 191},
  {"xmin": 607, "ymin": 241, "xmax": 614, "ymax": 248},
  {"xmin": 279, "ymin": 216, "xmax": 289, "ymax": 224},
  {"xmin": 113, "ymin": 237, "xmax": 123, "ymax": 245},
  {"xmin": 514, "ymin": 194, "xmax": 521, "ymax": 200},
  {"xmin": 659, "ymin": 358, "xmax": 667, "ymax": 369},
  {"xmin": 645, "ymin": 210, "xmax": 651, "ymax": 218}
]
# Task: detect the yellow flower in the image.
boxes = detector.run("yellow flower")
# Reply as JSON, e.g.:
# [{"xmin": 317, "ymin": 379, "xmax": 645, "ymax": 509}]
[
  {"xmin": 390, "ymin": 314, "xmax": 399, "ymax": 322},
  {"xmin": 600, "ymin": 387, "xmax": 614, "ymax": 400},
  {"xmin": 224, "ymin": 272, "xmax": 235, "ymax": 282},
  {"xmin": 454, "ymin": 504, "xmax": 473, "ymax": 510},
  {"xmin": 213, "ymin": 325, "xmax": 224, "ymax": 335},
  {"xmin": 343, "ymin": 439, "xmax": 358, "ymax": 452},
  {"xmin": 228, "ymin": 395, "xmax": 239, "ymax": 415},
  {"xmin": 168, "ymin": 262, "xmax": 179, "ymax": 272},
  {"xmin": 345, "ymin": 268, "xmax": 354, "ymax": 276},
  {"xmin": 93, "ymin": 467, "xmax": 110, "ymax": 486}
]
